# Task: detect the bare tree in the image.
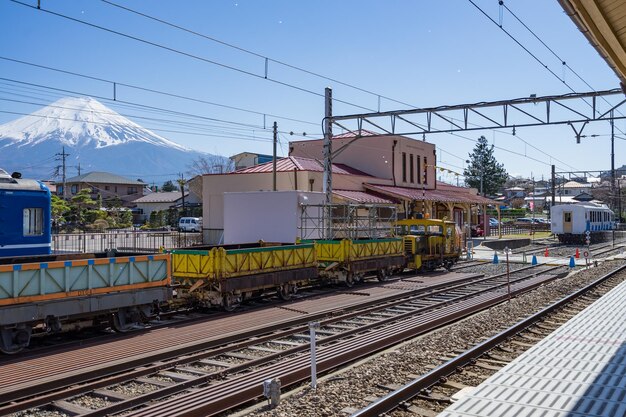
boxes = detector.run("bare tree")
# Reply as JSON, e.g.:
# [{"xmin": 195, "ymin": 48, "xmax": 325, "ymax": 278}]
[{"xmin": 187, "ymin": 155, "xmax": 234, "ymax": 176}]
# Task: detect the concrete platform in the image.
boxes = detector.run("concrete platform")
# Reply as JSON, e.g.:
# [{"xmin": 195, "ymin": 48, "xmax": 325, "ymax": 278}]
[
  {"xmin": 438, "ymin": 272, "xmax": 626, "ymax": 417},
  {"xmin": 471, "ymin": 244, "xmax": 589, "ymax": 267}
]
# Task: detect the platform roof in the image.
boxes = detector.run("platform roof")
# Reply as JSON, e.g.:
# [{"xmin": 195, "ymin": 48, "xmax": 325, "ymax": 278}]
[
  {"xmin": 559, "ymin": 0, "xmax": 626, "ymax": 84},
  {"xmin": 364, "ymin": 183, "xmax": 496, "ymax": 205}
]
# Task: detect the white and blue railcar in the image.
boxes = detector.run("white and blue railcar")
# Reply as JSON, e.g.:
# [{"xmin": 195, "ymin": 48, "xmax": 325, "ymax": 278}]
[
  {"xmin": 551, "ymin": 202, "xmax": 614, "ymax": 244},
  {"xmin": 0, "ymin": 168, "xmax": 52, "ymax": 257}
]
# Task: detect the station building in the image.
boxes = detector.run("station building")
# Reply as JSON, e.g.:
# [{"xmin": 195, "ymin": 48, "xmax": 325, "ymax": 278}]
[{"xmin": 198, "ymin": 131, "xmax": 495, "ymax": 244}]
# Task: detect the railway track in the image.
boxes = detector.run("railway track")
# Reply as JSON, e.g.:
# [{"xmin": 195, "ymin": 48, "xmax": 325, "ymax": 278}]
[
  {"xmin": 350, "ymin": 262, "xmax": 626, "ymax": 417},
  {"xmin": 2, "ymin": 265, "xmax": 568, "ymax": 416}
]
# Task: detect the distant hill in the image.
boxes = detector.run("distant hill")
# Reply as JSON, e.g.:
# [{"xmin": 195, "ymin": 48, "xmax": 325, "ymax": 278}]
[{"xmin": 0, "ymin": 96, "xmax": 220, "ymax": 180}]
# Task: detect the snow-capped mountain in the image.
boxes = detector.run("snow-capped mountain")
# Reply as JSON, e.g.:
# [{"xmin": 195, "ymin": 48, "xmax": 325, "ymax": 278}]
[{"xmin": 0, "ymin": 97, "xmax": 217, "ymax": 180}]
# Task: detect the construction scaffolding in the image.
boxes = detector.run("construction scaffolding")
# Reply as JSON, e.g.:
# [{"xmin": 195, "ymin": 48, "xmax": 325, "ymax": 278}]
[{"xmin": 299, "ymin": 203, "xmax": 397, "ymax": 240}]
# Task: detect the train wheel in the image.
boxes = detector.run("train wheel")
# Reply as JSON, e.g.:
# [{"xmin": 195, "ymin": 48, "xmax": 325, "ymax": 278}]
[
  {"xmin": 111, "ymin": 308, "xmax": 136, "ymax": 332},
  {"xmin": 377, "ymin": 268, "xmax": 390, "ymax": 282},
  {"xmin": 278, "ymin": 284, "xmax": 294, "ymax": 301},
  {"xmin": 0, "ymin": 326, "xmax": 31, "ymax": 354},
  {"xmin": 345, "ymin": 272, "xmax": 355, "ymax": 288},
  {"xmin": 222, "ymin": 293, "xmax": 238, "ymax": 312}
]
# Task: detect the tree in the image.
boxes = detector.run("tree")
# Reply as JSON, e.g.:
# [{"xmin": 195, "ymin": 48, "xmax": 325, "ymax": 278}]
[
  {"xmin": 51, "ymin": 194, "xmax": 70, "ymax": 227},
  {"xmin": 69, "ymin": 188, "xmax": 98, "ymax": 227},
  {"xmin": 162, "ymin": 180, "xmax": 177, "ymax": 192},
  {"xmin": 187, "ymin": 155, "xmax": 234, "ymax": 176},
  {"xmin": 464, "ymin": 136, "xmax": 508, "ymax": 196}
]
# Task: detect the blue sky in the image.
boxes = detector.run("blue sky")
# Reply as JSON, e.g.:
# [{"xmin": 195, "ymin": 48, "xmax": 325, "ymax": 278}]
[{"xmin": 1, "ymin": 0, "xmax": 623, "ymax": 182}]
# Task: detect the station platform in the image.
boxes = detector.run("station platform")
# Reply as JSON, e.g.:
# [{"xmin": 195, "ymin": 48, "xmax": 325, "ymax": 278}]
[
  {"xmin": 438, "ymin": 275, "xmax": 626, "ymax": 417},
  {"xmin": 469, "ymin": 240, "xmax": 626, "ymax": 267}
]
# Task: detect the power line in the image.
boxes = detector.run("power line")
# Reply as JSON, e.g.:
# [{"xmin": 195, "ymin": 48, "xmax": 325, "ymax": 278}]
[
  {"xmin": 0, "ymin": 56, "xmax": 319, "ymax": 127},
  {"xmin": 9, "ymin": 0, "xmax": 376, "ymax": 112},
  {"xmin": 101, "ymin": 0, "xmax": 419, "ymax": 111},
  {"xmin": 0, "ymin": 77, "xmax": 318, "ymax": 139}
]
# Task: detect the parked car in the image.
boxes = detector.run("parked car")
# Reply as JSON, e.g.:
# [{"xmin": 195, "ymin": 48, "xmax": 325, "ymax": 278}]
[
  {"xmin": 178, "ymin": 217, "xmax": 202, "ymax": 232},
  {"xmin": 488, "ymin": 218, "xmax": 499, "ymax": 227},
  {"xmin": 514, "ymin": 217, "xmax": 541, "ymax": 226}
]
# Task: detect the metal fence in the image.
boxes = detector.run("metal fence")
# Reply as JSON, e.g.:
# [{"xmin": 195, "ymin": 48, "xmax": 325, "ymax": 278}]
[
  {"xmin": 52, "ymin": 230, "xmax": 203, "ymax": 253},
  {"xmin": 487, "ymin": 223, "xmax": 551, "ymax": 236}
]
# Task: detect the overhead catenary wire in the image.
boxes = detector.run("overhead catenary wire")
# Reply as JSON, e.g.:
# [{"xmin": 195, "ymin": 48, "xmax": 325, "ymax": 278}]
[
  {"xmin": 0, "ymin": 56, "xmax": 319, "ymax": 127},
  {"xmin": 0, "ymin": 77, "xmax": 318, "ymax": 139},
  {"xmin": 8, "ymin": 0, "xmax": 376, "ymax": 113},
  {"xmin": 100, "ymin": 0, "xmax": 420, "ymax": 111}
]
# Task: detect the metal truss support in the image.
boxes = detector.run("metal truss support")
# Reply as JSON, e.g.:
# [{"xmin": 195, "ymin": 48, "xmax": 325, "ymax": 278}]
[{"xmin": 330, "ymin": 88, "xmax": 626, "ymax": 138}]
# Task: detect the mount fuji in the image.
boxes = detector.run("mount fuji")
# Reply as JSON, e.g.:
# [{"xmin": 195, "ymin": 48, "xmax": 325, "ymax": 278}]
[{"xmin": 0, "ymin": 97, "xmax": 219, "ymax": 180}]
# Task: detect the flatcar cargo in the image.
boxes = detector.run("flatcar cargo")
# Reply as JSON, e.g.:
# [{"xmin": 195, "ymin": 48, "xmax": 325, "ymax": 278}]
[
  {"xmin": 0, "ymin": 252, "xmax": 170, "ymax": 354},
  {"xmin": 171, "ymin": 242, "xmax": 318, "ymax": 310}
]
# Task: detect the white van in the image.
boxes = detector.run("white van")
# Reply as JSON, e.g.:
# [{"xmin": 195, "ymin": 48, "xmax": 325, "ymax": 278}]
[{"xmin": 178, "ymin": 217, "xmax": 202, "ymax": 232}]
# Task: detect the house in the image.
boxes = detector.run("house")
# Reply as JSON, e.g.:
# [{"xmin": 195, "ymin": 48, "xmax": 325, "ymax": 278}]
[
  {"xmin": 504, "ymin": 186, "xmax": 526, "ymax": 200},
  {"xmin": 200, "ymin": 131, "xmax": 495, "ymax": 244},
  {"xmin": 230, "ymin": 152, "xmax": 276, "ymax": 170},
  {"xmin": 557, "ymin": 181, "xmax": 593, "ymax": 196},
  {"xmin": 58, "ymin": 172, "xmax": 145, "ymax": 206},
  {"xmin": 132, "ymin": 191, "xmax": 191, "ymax": 223}
]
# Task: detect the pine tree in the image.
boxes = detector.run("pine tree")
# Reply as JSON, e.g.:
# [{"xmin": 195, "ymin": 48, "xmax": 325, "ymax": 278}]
[{"xmin": 464, "ymin": 136, "xmax": 508, "ymax": 196}]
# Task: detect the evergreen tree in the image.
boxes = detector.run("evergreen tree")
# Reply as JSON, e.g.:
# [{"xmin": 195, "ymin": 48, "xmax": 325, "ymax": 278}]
[
  {"xmin": 464, "ymin": 136, "xmax": 508, "ymax": 196},
  {"xmin": 162, "ymin": 180, "xmax": 177, "ymax": 192}
]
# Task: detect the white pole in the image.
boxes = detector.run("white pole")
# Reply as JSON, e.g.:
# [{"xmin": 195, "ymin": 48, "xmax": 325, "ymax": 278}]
[{"xmin": 309, "ymin": 321, "xmax": 320, "ymax": 389}]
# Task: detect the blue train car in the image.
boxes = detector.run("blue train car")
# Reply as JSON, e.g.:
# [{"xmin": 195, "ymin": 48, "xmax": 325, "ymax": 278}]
[{"xmin": 0, "ymin": 169, "xmax": 52, "ymax": 257}]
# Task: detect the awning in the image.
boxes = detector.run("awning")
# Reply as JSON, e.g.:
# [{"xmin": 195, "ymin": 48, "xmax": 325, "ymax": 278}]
[
  {"xmin": 333, "ymin": 189, "xmax": 397, "ymax": 204},
  {"xmin": 364, "ymin": 183, "xmax": 496, "ymax": 205}
]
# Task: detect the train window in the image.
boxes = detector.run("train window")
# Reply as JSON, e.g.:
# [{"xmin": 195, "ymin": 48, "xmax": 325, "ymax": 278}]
[
  {"xmin": 564, "ymin": 213, "xmax": 571, "ymax": 222},
  {"xmin": 23, "ymin": 208, "xmax": 43, "ymax": 236}
]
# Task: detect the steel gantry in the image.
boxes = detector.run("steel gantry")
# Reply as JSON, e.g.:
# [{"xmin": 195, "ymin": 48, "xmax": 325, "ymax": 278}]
[
  {"xmin": 320, "ymin": 87, "xmax": 626, "ymax": 230},
  {"xmin": 328, "ymin": 88, "xmax": 626, "ymax": 138}
]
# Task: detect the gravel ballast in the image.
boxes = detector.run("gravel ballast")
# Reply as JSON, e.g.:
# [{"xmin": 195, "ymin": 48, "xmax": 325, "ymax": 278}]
[{"xmin": 248, "ymin": 260, "xmax": 626, "ymax": 417}]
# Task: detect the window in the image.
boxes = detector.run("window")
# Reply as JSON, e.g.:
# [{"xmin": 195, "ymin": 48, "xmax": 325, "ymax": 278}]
[
  {"xmin": 105, "ymin": 185, "xmax": 110, "ymax": 191},
  {"xmin": 416, "ymin": 156, "xmax": 421, "ymax": 184},
  {"xmin": 564, "ymin": 212, "xmax": 572, "ymax": 222},
  {"xmin": 128, "ymin": 186, "xmax": 138, "ymax": 195},
  {"xmin": 409, "ymin": 154, "xmax": 414, "ymax": 183},
  {"xmin": 402, "ymin": 152, "xmax": 407, "ymax": 182},
  {"xmin": 423, "ymin": 157, "xmax": 428, "ymax": 184},
  {"xmin": 71, "ymin": 184, "xmax": 78, "ymax": 194},
  {"xmin": 23, "ymin": 208, "xmax": 43, "ymax": 236}
]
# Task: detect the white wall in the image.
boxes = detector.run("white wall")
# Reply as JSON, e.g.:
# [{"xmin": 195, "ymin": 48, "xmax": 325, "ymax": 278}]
[{"xmin": 223, "ymin": 191, "xmax": 325, "ymax": 243}]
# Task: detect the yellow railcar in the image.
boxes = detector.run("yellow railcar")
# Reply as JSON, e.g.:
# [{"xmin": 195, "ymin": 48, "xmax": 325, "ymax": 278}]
[{"xmin": 396, "ymin": 218, "xmax": 461, "ymax": 271}]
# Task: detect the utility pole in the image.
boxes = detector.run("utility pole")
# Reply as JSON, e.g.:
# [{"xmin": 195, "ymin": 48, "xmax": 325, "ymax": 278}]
[
  {"xmin": 55, "ymin": 146, "xmax": 70, "ymax": 199},
  {"xmin": 323, "ymin": 87, "xmax": 333, "ymax": 239},
  {"xmin": 273, "ymin": 121, "xmax": 277, "ymax": 191},
  {"xmin": 610, "ymin": 111, "xmax": 616, "ymax": 212},
  {"xmin": 551, "ymin": 164, "xmax": 556, "ymax": 208},
  {"xmin": 177, "ymin": 174, "xmax": 186, "ymax": 217}
]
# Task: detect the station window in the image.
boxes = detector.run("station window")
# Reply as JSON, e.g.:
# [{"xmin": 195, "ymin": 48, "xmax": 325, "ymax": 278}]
[
  {"xmin": 416, "ymin": 156, "xmax": 421, "ymax": 184},
  {"xmin": 23, "ymin": 208, "xmax": 43, "ymax": 236},
  {"xmin": 423, "ymin": 157, "xmax": 428, "ymax": 184},
  {"xmin": 409, "ymin": 154, "xmax": 414, "ymax": 183},
  {"xmin": 402, "ymin": 152, "xmax": 407, "ymax": 182}
]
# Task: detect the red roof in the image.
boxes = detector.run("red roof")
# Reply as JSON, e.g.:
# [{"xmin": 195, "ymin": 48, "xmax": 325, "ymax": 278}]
[
  {"xmin": 232, "ymin": 156, "xmax": 372, "ymax": 176},
  {"xmin": 333, "ymin": 189, "xmax": 397, "ymax": 204},
  {"xmin": 364, "ymin": 183, "xmax": 495, "ymax": 205}
]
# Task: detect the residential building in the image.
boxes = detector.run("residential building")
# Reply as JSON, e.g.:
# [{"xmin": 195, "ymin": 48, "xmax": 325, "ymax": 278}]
[
  {"xmin": 230, "ymin": 152, "xmax": 276, "ymax": 170},
  {"xmin": 557, "ymin": 181, "xmax": 593, "ymax": 196},
  {"xmin": 59, "ymin": 171, "xmax": 145, "ymax": 206},
  {"xmin": 132, "ymin": 191, "xmax": 196, "ymax": 223},
  {"xmin": 201, "ymin": 132, "xmax": 494, "ymax": 244}
]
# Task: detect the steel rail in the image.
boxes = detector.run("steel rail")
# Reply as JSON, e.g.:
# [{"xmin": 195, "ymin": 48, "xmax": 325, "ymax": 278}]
[
  {"xmin": 350, "ymin": 262, "xmax": 626, "ymax": 417},
  {"xmin": 125, "ymin": 269, "xmax": 565, "ymax": 416}
]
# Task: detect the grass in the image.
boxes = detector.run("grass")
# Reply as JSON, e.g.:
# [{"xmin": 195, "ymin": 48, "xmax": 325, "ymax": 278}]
[{"xmin": 495, "ymin": 231, "xmax": 554, "ymax": 239}]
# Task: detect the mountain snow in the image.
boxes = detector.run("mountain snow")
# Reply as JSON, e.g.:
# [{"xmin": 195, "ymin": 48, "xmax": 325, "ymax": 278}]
[
  {"xmin": 0, "ymin": 96, "xmax": 220, "ymax": 180},
  {"xmin": 0, "ymin": 96, "xmax": 189, "ymax": 151}
]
